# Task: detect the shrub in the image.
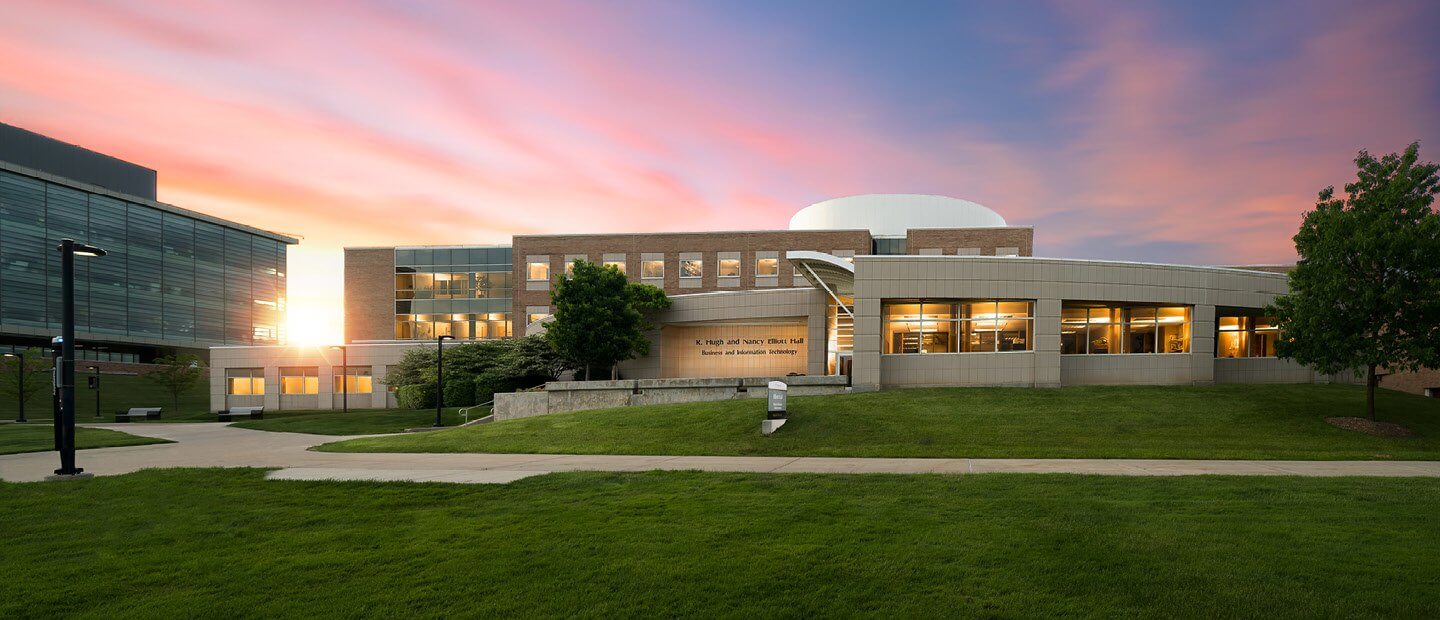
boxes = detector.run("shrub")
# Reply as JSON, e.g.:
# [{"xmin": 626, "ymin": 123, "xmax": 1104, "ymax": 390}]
[
  {"xmin": 443, "ymin": 377, "xmax": 476, "ymax": 407},
  {"xmin": 396, "ymin": 383, "xmax": 436, "ymax": 410}
]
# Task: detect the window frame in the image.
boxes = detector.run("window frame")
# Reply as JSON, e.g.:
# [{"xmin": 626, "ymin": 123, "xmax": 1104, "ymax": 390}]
[
  {"xmin": 881, "ymin": 299, "xmax": 1035, "ymax": 355},
  {"xmin": 1061, "ymin": 303, "xmax": 1192, "ymax": 355}
]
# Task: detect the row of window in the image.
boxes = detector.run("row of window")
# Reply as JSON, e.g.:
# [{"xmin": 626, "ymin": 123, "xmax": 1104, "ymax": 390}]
[
  {"xmin": 881, "ymin": 301, "xmax": 1272, "ymax": 357},
  {"xmin": 394, "ymin": 313, "xmax": 512, "ymax": 340},
  {"xmin": 394, "ymin": 247, "xmax": 511, "ymax": 268},
  {"xmin": 394, "ymin": 272, "xmax": 513, "ymax": 300},
  {"xmin": 882, "ymin": 301, "xmax": 1036, "ymax": 354},
  {"xmin": 526, "ymin": 255, "xmax": 847, "ymax": 282},
  {"xmin": 225, "ymin": 367, "xmax": 374, "ymax": 396},
  {"xmin": 1060, "ymin": 305, "xmax": 1192, "ymax": 354}
]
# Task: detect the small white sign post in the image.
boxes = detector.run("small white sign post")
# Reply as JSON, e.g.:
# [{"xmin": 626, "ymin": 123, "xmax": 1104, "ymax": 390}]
[{"xmin": 762, "ymin": 380, "xmax": 787, "ymax": 435}]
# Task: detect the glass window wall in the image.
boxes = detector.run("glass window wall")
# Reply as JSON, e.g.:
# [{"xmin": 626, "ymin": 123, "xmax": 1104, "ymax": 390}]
[
  {"xmin": 280, "ymin": 367, "xmax": 318, "ymax": 394},
  {"xmin": 332, "ymin": 366, "xmax": 373, "ymax": 393},
  {"xmin": 1217, "ymin": 314, "xmax": 1279, "ymax": 358},
  {"xmin": 881, "ymin": 300, "xmax": 1034, "ymax": 354},
  {"xmin": 226, "ymin": 368, "xmax": 265, "ymax": 395},
  {"xmin": 1061, "ymin": 303, "xmax": 1191, "ymax": 354}
]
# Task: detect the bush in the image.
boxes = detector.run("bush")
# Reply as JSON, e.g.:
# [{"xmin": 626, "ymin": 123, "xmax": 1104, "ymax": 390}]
[
  {"xmin": 443, "ymin": 377, "xmax": 476, "ymax": 407},
  {"xmin": 396, "ymin": 383, "xmax": 436, "ymax": 410}
]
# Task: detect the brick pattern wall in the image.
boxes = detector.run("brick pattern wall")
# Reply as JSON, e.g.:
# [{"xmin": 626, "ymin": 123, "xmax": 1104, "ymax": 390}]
[
  {"xmin": 511, "ymin": 230, "xmax": 874, "ymax": 323},
  {"xmin": 904, "ymin": 227, "xmax": 1035, "ymax": 256},
  {"xmin": 344, "ymin": 248, "xmax": 397, "ymax": 342},
  {"xmin": 1382, "ymin": 368, "xmax": 1440, "ymax": 396}
]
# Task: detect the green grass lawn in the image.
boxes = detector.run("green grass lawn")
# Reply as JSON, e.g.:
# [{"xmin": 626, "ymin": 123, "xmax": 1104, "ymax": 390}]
[
  {"xmin": 321, "ymin": 384, "xmax": 1440, "ymax": 460},
  {"xmin": 0, "ymin": 423, "xmax": 169, "ymax": 455},
  {"xmin": 1, "ymin": 468, "xmax": 1437, "ymax": 617},
  {"xmin": 230, "ymin": 407, "xmax": 481, "ymax": 435},
  {"xmin": 0, "ymin": 372, "xmax": 210, "ymax": 422}
]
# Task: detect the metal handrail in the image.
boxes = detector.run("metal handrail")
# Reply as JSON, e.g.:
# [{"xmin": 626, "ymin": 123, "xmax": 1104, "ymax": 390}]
[{"xmin": 458, "ymin": 400, "xmax": 493, "ymax": 424}]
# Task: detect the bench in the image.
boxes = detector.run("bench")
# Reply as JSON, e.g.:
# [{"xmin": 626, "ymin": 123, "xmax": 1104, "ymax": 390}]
[
  {"xmin": 114, "ymin": 407, "xmax": 162, "ymax": 422},
  {"xmin": 217, "ymin": 406, "xmax": 264, "ymax": 422}
]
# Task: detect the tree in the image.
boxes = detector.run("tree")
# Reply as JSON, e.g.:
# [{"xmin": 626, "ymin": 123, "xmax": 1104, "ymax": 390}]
[
  {"xmin": 380, "ymin": 335, "xmax": 569, "ymax": 402},
  {"xmin": 0, "ymin": 348, "xmax": 50, "ymax": 418},
  {"xmin": 1269, "ymin": 142, "xmax": 1440, "ymax": 421},
  {"xmin": 143, "ymin": 354, "xmax": 206, "ymax": 414},
  {"xmin": 545, "ymin": 259, "xmax": 670, "ymax": 380}
]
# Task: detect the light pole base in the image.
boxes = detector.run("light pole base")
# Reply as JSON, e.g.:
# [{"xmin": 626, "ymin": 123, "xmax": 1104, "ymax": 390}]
[{"xmin": 44, "ymin": 472, "xmax": 94, "ymax": 482}]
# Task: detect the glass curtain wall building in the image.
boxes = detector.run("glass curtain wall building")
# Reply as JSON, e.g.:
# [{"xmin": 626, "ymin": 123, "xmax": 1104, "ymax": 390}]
[
  {"xmin": 393, "ymin": 246, "xmax": 513, "ymax": 340},
  {"xmin": 0, "ymin": 161, "xmax": 293, "ymax": 360}
]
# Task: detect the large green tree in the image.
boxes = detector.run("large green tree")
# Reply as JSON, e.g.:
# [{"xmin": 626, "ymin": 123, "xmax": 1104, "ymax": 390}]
[
  {"xmin": 546, "ymin": 259, "xmax": 670, "ymax": 380},
  {"xmin": 1269, "ymin": 142, "xmax": 1440, "ymax": 420}
]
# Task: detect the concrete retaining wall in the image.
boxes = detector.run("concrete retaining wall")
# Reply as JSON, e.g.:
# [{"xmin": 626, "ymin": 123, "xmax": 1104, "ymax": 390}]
[{"xmin": 493, "ymin": 375, "xmax": 851, "ymax": 421}]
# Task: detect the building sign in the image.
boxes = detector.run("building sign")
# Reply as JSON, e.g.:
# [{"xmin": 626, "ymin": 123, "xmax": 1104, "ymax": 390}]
[{"xmin": 661, "ymin": 323, "xmax": 808, "ymax": 378}]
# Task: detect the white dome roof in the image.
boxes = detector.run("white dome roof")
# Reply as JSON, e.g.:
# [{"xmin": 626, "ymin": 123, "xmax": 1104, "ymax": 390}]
[{"xmin": 788, "ymin": 194, "xmax": 1006, "ymax": 237}]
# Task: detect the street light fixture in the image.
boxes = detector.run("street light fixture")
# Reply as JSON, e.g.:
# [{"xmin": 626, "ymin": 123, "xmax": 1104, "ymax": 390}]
[
  {"xmin": 434, "ymin": 335, "xmax": 454, "ymax": 427},
  {"xmin": 330, "ymin": 345, "xmax": 348, "ymax": 413},
  {"xmin": 54, "ymin": 238, "xmax": 106, "ymax": 478},
  {"xmin": 3, "ymin": 352, "xmax": 27, "ymax": 423}
]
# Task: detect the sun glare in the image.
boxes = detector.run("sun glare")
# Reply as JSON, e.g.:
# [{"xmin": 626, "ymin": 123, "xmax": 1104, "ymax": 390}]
[{"xmin": 285, "ymin": 300, "xmax": 344, "ymax": 347}]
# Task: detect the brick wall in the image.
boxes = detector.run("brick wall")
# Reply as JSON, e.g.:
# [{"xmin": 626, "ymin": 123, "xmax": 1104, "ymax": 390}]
[
  {"xmin": 511, "ymin": 229, "xmax": 874, "ymax": 324},
  {"xmin": 904, "ymin": 227, "xmax": 1035, "ymax": 256},
  {"xmin": 1382, "ymin": 368, "xmax": 1440, "ymax": 397},
  {"xmin": 344, "ymin": 248, "xmax": 396, "ymax": 342}
]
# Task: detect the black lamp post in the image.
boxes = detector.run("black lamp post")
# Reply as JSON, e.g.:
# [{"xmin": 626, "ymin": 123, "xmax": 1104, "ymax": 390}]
[
  {"xmin": 330, "ymin": 345, "xmax": 348, "ymax": 413},
  {"xmin": 87, "ymin": 365, "xmax": 101, "ymax": 418},
  {"xmin": 3, "ymin": 351, "xmax": 26, "ymax": 423},
  {"xmin": 434, "ymin": 334, "xmax": 454, "ymax": 427},
  {"xmin": 55, "ymin": 238, "xmax": 106, "ymax": 478}
]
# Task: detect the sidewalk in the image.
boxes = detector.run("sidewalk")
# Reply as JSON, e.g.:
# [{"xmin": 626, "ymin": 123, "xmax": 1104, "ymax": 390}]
[{"xmin": 3, "ymin": 423, "xmax": 1439, "ymax": 484}]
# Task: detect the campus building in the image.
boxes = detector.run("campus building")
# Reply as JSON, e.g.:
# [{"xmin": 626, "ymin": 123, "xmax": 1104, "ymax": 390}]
[
  {"xmin": 0, "ymin": 122, "xmax": 297, "ymax": 362},
  {"xmin": 209, "ymin": 193, "xmax": 1429, "ymax": 414}
]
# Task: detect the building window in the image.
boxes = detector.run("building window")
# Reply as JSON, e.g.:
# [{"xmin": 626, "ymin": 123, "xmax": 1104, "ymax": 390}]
[
  {"xmin": 1061, "ymin": 304, "xmax": 1191, "ymax": 354},
  {"xmin": 527, "ymin": 261, "xmax": 549, "ymax": 281},
  {"xmin": 680, "ymin": 259, "xmax": 703, "ymax": 279},
  {"xmin": 280, "ymin": 367, "xmax": 319, "ymax": 395},
  {"xmin": 756, "ymin": 257, "xmax": 778, "ymax": 276},
  {"xmin": 873, "ymin": 238, "xmax": 907, "ymax": 255},
  {"xmin": 718, "ymin": 258, "xmax": 740, "ymax": 278},
  {"xmin": 226, "ymin": 368, "xmax": 264, "ymax": 395},
  {"xmin": 642, "ymin": 259, "xmax": 664, "ymax": 279},
  {"xmin": 604, "ymin": 260, "xmax": 626, "ymax": 274},
  {"xmin": 881, "ymin": 300, "xmax": 1033, "ymax": 354},
  {"xmin": 333, "ymin": 366, "xmax": 373, "ymax": 393},
  {"xmin": 1217, "ymin": 315, "xmax": 1278, "ymax": 358}
]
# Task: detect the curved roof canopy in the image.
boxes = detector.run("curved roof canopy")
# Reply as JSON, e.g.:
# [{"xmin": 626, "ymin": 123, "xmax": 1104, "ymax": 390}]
[
  {"xmin": 789, "ymin": 194, "xmax": 1007, "ymax": 238},
  {"xmin": 787, "ymin": 250, "xmax": 855, "ymax": 296}
]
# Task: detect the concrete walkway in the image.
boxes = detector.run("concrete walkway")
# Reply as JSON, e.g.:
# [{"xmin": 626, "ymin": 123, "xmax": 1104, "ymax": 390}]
[{"xmin": 3, "ymin": 423, "xmax": 1440, "ymax": 484}]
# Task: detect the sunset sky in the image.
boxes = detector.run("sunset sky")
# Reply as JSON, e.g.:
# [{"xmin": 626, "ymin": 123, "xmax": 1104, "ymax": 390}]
[{"xmin": 3, "ymin": 0, "xmax": 1438, "ymax": 344}]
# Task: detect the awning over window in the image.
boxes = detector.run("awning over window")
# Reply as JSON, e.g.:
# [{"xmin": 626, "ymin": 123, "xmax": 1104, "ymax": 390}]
[{"xmin": 786, "ymin": 251, "xmax": 855, "ymax": 296}]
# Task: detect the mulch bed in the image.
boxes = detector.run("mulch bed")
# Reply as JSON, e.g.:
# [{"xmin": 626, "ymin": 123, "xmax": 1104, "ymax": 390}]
[{"xmin": 1325, "ymin": 417, "xmax": 1417, "ymax": 438}]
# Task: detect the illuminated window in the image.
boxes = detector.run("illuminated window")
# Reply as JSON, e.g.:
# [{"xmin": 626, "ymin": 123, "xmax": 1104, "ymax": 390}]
[
  {"xmin": 527, "ymin": 261, "xmax": 549, "ymax": 281},
  {"xmin": 1217, "ymin": 314, "xmax": 1278, "ymax": 358},
  {"xmin": 528, "ymin": 313, "xmax": 549, "ymax": 324},
  {"xmin": 280, "ymin": 367, "xmax": 319, "ymax": 395},
  {"xmin": 681, "ymin": 259, "xmax": 703, "ymax": 278},
  {"xmin": 756, "ymin": 258, "xmax": 778, "ymax": 276},
  {"xmin": 642, "ymin": 260, "xmax": 664, "ymax": 278},
  {"xmin": 332, "ymin": 366, "xmax": 373, "ymax": 393},
  {"xmin": 718, "ymin": 258, "xmax": 740, "ymax": 278},
  {"xmin": 881, "ymin": 300, "xmax": 1033, "ymax": 354},
  {"xmin": 225, "ymin": 368, "xmax": 264, "ymax": 395},
  {"xmin": 1062, "ymin": 303, "xmax": 1190, "ymax": 354},
  {"xmin": 604, "ymin": 260, "xmax": 626, "ymax": 274}
]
